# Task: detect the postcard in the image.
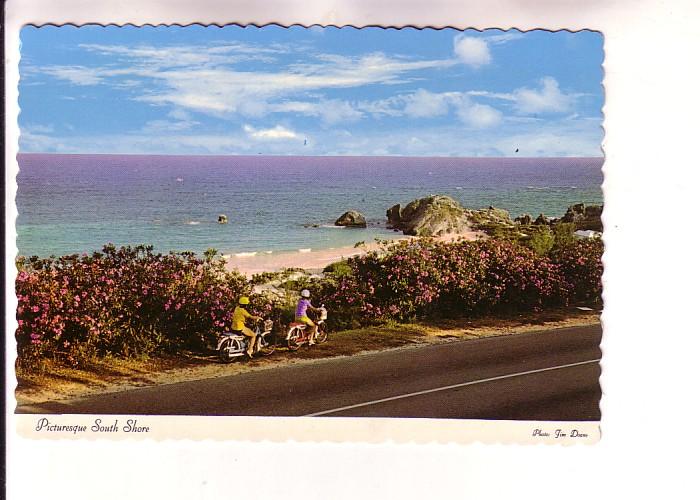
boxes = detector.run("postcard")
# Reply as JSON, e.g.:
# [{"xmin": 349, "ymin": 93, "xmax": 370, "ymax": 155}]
[
  {"xmin": 8, "ymin": 13, "xmax": 608, "ymax": 445},
  {"xmin": 10, "ymin": 0, "xmax": 693, "ymax": 498}
]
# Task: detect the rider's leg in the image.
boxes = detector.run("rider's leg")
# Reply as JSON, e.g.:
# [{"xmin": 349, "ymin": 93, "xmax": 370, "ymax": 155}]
[
  {"xmin": 242, "ymin": 326, "xmax": 256, "ymax": 356},
  {"xmin": 308, "ymin": 322, "xmax": 318, "ymax": 345},
  {"xmin": 300, "ymin": 316, "xmax": 317, "ymax": 345}
]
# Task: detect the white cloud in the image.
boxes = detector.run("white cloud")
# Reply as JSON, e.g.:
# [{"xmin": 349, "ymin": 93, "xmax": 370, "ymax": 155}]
[
  {"xmin": 243, "ymin": 124, "xmax": 300, "ymax": 140},
  {"xmin": 273, "ymin": 99, "xmax": 363, "ymax": 125},
  {"xmin": 33, "ymin": 45, "xmax": 455, "ymax": 122},
  {"xmin": 167, "ymin": 108, "xmax": 192, "ymax": 121},
  {"xmin": 357, "ymin": 89, "xmax": 501, "ymax": 128},
  {"xmin": 513, "ymin": 77, "xmax": 574, "ymax": 114},
  {"xmin": 456, "ymin": 101, "xmax": 502, "ymax": 128},
  {"xmin": 18, "ymin": 114, "xmax": 602, "ymax": 157},
  {"xmin": 466, "ymin": 90, "xmax": 516, "ymax": 101},
  {"xmin": 42, "ymin": 66, "xmax": 106, "ymax": 86},
  {"xmin": 485, "ymin": 32, "xmax": 525, "ymax": 45},
  {"xmin": 453, "ymin": 36, "xmax": 491, "ymax": 68},
  {"xmin": 78, "ymin": 43, "xmax": 287, "ymax": 68},
  {"xmin": 356, "ymin": 95, "xmax": 405, "ymax": 117},
  {"xmin": 403, "ymin": 89, "xmax": 452, "ymax": 118},
  {"xmin": 133, "ymin": 52, "xmax": 451, "ymax": 118},
  {"xmin": 140, "ymin": 117, "xmax": 199, "ymax": 133},
  {"xmin": 23, "ymin": 123, "xmax": 55, "ymax": 134}
]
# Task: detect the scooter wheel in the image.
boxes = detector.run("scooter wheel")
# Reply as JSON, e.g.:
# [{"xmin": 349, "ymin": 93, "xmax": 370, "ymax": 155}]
[
  {"xmin": 218, "ymin": 339, "xmax": 236, "ymax": 363},
  {"xmin": 259, "ymin": 340, "xmax": 276, "ymax": 356},
  {"xmin": 287, "ymin": 329, "xmax": 302, "ymax": 351},
  {"xmin": 315, "ymin": 323, "xmax": 328, "ymax": 344}
]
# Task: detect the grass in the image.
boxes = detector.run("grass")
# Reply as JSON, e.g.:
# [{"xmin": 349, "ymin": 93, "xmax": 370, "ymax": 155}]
[{"xmin": 14, "ymin": 307, "xmax": 600, "ymax": 406}]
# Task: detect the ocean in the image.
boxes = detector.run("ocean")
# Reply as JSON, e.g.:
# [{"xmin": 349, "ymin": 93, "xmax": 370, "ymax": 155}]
[{"xmin": 16, "ymin": 154, "xmax": 604, "ymax": 258}]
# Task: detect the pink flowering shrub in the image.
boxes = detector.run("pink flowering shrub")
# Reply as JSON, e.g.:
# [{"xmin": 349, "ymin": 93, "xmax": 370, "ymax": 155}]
[
  {"xmin": 550, "ymin": 238, "xmax": 604, "ymax": 302},
  {"xmin": 314, "ymin": 238, "xmax": 601, "ymax": 329},
  {"xmin": 15, "ymin": 245, "xmax": 252, "ymax": 368},
  {"xmin": 15, "ymin": 238, "xmax": 603, "ymax": 369}
]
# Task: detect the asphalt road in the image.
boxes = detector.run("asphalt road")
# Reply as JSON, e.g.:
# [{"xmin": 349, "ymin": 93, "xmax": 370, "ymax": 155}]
[{"xmin": 17, "ymin": 324, "xmax": 602, "ymax": 420}]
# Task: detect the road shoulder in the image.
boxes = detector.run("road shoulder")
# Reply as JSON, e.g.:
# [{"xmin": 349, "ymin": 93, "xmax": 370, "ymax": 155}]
[{"xmin": 15, "ymin": 308, "xmax": 601, "ymax": 407}]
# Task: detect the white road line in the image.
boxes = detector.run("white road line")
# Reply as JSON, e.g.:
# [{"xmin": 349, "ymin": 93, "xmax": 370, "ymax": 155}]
[{"xmin": 304, "ymin": 358, "xmax": 601, "ymax": 417}]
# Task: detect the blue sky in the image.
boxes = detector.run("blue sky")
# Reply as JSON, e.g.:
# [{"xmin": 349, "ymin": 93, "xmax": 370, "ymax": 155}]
[{"xmin": 19, "ymin": 25, "xmax": 603, "ymax": 156}]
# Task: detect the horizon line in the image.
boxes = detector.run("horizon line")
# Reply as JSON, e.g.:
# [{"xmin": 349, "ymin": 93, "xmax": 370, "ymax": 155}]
[{"xmin": 17, "ymin": 152, "xmax": 605, "ymax": 160}]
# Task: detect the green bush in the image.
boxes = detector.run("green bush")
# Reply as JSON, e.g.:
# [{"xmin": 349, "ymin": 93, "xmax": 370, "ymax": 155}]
[
  {"xmin": 323, "ymin": 260, "xmax": 353, "ymax": 278},
  {"xmin": 524, "ymin": 225, "xmax": 555, "ymax": 255},
  {"xmin": 552, "ymin": 222, "xmax": 576, "ymax": 251}
]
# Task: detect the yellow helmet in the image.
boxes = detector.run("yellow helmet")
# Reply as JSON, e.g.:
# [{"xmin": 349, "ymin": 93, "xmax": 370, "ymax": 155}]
[{"xmin": 238, "ymin": 296, "xmax": 250, "ymax": 305}]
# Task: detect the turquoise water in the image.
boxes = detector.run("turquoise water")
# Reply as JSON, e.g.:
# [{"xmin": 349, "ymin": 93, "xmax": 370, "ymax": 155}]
[{"xmin": 16, "ymin": 154, "xmax": 603, "ymax": 257}]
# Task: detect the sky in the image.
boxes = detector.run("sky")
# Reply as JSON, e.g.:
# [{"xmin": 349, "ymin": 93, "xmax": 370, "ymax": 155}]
[{"xmin": 18, "ymin": 25, "xmax": 603, "ymax": 157}]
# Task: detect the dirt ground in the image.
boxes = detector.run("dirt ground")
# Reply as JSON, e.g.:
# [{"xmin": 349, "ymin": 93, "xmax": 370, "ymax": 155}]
[{"xmin": 14, "ymin": 308, "xmax": 601, "ymax": 406}]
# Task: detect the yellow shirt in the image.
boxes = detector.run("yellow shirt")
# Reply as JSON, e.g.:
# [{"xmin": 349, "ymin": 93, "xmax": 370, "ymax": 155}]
[{"xmin": 231, "ymin": 306, "xmax": 253, "ymax": 330}]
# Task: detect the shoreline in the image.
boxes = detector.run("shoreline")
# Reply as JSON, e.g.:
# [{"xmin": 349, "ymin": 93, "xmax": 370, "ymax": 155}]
[{"xmin": 223, "ymin": 229, "xmax": 486, "ymax": 277}]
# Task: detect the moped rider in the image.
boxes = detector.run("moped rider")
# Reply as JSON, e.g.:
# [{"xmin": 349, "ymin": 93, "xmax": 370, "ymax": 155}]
[
  {"xmin": 295, "ymin": 289, "xmax": 320, "ymax": 346},
  {"xmin": 232, "ymin": 296, "xmax": 262, "ymax": 358}
]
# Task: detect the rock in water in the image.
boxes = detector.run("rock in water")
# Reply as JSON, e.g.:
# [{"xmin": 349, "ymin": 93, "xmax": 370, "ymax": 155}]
[
  {"xmin": 386, "ymin": 204, "xmax": 402, "ymax": 228},
  {"xmin": 218, "ymin": 214, "xmax": 228, "ymax": 224},
  {"xmin": 335, "ymin": 210, "xmax": 367, "ymax": 228}
]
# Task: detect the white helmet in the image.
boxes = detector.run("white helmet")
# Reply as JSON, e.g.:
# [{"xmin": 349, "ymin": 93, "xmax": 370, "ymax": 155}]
[{"xmin": 301, "ymin": 289, "xmax": 311, "ymax": 298}]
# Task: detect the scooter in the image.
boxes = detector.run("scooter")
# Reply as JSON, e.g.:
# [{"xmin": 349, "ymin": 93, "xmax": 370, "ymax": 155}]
[
  {"xmin": 217, "ymin": 318, "xmax": 275, "ymax": 362},
  {"xmin": 285, "ymin": 305, "xmax": 328, "ymax": 351}
]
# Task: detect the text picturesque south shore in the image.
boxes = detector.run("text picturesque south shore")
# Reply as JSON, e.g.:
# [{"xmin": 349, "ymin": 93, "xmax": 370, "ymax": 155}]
[{"xmin": 35, "ymin": 417, "xmax": 150, "ymax": 434}]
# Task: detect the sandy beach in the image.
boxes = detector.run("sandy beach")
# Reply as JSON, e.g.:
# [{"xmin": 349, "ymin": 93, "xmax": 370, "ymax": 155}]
[{"xmin": 223, "ymin": 229, "xmax": 486, "ymax": 276}]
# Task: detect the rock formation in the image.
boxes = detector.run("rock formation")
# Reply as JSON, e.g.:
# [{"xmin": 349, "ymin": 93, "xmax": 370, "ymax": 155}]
[
  {"xmin": 512, "ymin": 203, "xmax": 602, "ymax": 231},
  {"xmin": 560, "ymin": 203, "xmax": 603, "ymax": 231},
  {"xmin": 334, "ymin": 210, "xmax": 367, "ymax": 228},
  {"xmin": 465, "ymin": 206, "xmax": 512, "ymax": 228},
  {"xmin": 386, "ymin": 204, "xmax": 402, "ymax": 228},
  {"xmin": 514, "ymin": 214, "xmax": 532, "ymax": 225},
  {"xmin": 385, "ymin": 195, "xmax": 471, "ymax": 236},
  {"xmin": 390, "ymin": 195, "xmax": 470, "ymax": 236},
  {"xmin": 534, "ymin": 214, "xmax": 549, "ymax": 225}
]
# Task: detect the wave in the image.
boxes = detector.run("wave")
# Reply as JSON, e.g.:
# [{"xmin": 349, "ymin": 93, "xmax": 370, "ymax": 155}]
[
  {"xmin": 298, "ymin": 248, "xmax": 312, "ymax": 253},
  {"xmin": 320, "ymin": 224, "xmax": 344, "ymax": 229},
  {"xmin": 234, "ymin": 251, "xmax": 257, "ymax": 258},
  {"xmin": 185, "ymin": 221, "xmax": 201, "ymax": 225}
]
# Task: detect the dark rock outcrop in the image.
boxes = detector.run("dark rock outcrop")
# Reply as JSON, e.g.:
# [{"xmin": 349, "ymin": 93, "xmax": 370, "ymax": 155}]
[
  {"xmin": 534, "ymin": 213, "xmax": 549, "ymax": 225},
  {"xmin": 560, "ymin": 203, "xmax": 603, "ymax": 231},
  {"xmin": 515, "ymin": 214, "xmax": 532, "ymax": 225},
  {"xmin": 335, "ymin": 210, "xmax": 367, "ymax": 228},
  {"xmin": 386, "ymin": 204, "xmax": 402, "ymax": 228}
]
